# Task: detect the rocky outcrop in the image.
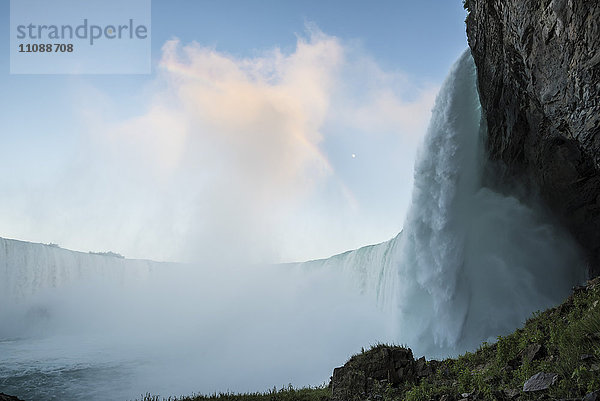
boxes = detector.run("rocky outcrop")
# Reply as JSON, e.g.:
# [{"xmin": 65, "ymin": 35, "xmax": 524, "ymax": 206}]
[
  {"xmin": 465, "ymin": 0, "xmax": 600, "ymax": 277},
  {"xmin": 328, "ymin": 278, "xmax": 600, "ymax": 401},
  {"xmin": 330, "ymin": 346, "xmax": 433, "ymax": 401},
  {"xmin": 0, "ymin": 394, "xmax": 24, "ymax": 401}
]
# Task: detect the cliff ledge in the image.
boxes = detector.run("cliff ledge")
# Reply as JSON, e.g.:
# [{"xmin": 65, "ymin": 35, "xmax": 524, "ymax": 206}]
[{"xmin": 466, "ymin": 0, "xmax": 600, "ymax": 277}]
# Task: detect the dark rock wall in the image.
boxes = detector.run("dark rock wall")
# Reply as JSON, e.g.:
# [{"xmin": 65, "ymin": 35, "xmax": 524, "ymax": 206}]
[
  {"xmin": 330, "ymin": 346, "xmax": 432, "ymax": 401},
  {"xmin": 466, "ymin": 0, "xmax": 600, "ymax": 277}
]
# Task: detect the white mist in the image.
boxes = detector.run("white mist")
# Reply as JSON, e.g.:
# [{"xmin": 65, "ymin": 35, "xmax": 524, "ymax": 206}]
[{"xmin": 0, "ymin": 51, "xmax": 586, "ymax": 400}]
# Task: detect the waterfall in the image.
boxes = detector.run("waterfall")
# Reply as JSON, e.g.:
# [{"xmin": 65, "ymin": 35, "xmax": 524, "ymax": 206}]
[
  {"xmin": 296, "ymin": 50, "xmax": 586, "ymax": 357},
  {"xmin": 0, "ymin": 50, "xmax": 587, "ymax": 401},
  {"xmin": 0, "ymin": 237, "xmax": 159, "ymax": 303}
]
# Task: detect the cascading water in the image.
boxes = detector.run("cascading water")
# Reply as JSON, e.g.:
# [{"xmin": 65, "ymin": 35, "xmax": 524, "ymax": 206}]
[
  {"xmin": 296, "ymin": 50, "xmax": 586, "ymax": 358},
  {"xmin": 390, "ymin": 50, "xmax": 585, "ymax": 356},
  {"xmin": 0, "ymin": 50, "xmax": 587, "ymax": 400},
  {"xmin": 0, "ymin": 237, "xmax": 157, "ymax": 302}
]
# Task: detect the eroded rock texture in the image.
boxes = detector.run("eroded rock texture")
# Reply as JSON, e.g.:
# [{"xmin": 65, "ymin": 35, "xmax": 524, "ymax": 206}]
[
  {"xmin": 330, "ymin": 346, "xmax": 432, "ymax": 401},
  {"xmin": 466, "ymin": 0, "xmax": 600, "ymax": 277}
]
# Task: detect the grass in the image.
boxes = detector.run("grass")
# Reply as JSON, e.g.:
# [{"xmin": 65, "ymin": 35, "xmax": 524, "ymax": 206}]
[
  {"xmin": 134, "ymin": 385, "xmax": 330, "ymax": 401},
  {"xmin": 138, "ymin": 278, "xmax": 600, "ymax": 401},
  {"xmin": 400, "ymin": 278, "xmax": 600, "ymax": 400}
]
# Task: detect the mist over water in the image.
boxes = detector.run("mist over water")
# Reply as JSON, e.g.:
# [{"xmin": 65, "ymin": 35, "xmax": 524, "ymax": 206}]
[
  {"xmin": 389, "ymin": 50, "xmax": 586, "ymax": 356},
  {"xmin": 279, "ymin": 50, "xmax": 586, "ymax": 358},
  {"xmin": 0, "ymin": 241, "xmax": 392, "ymax": 400},
  {"xmin": 0, "ymin": 51, "xmax": 587, "ymax": 400}
]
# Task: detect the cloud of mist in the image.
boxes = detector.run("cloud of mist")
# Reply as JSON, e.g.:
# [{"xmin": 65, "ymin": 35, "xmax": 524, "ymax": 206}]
[
  {"xmin": 0, "ymin": 257, "xmax": 393, "ymax": 400},
  {"xmin": 0, "ymin": 39, "xmax": 436, "ymax": 401},
  {"xmin": 0, "ymin": 27, "xmax": 437, "ymax": 264},
  {"xmin": 0, "ymin": 47, "xmax": 587, "ymax": 401}
]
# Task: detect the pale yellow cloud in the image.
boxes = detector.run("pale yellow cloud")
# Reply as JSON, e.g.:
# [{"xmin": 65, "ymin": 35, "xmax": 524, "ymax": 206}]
[
  {"xmin": 4, "ymin": 30, "xmax": 439, "ymax": 263},
  {"xmin": 95, "ymin": 32, "xmax": 346, "ymax": 262},
  {"xmin": 117, "ymin": 34, "xmax": 343, "ymax": 200}
]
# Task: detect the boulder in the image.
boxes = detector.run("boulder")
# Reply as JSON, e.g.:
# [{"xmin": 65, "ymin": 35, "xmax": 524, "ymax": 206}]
[
  {"xmin": 330, "ymin": 346, "xmax": 426, "ymax": 401},
  {"xmin": 521, "ymin": 343, "xmax": 544, "ymax": 364},
  {"xmin": 522, "ymin": 372, "xmax": 558, "ymax": 392}
]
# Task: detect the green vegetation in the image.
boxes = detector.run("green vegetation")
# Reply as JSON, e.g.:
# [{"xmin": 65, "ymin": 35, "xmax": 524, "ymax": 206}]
[
  {"xmin": 135, "ymin": 385, "xmax": 330, "ymax": 401},
  {"xmin": 400, "ymin": 278, "xmax": 600, "ymax": 400},
  {"xmin": 139, "ymin": 278, "xmax": 600, "ymax": 401}
]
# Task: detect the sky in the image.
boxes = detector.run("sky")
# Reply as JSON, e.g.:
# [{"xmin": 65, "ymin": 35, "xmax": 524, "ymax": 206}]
[{"xmin": 0, "ymin": 0, "xmax": 468, "ymax": 263}]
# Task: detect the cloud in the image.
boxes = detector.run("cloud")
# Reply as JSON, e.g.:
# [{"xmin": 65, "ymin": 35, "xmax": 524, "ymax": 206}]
[
  {"xmin": 330, "ymin": 55, "xmax": 439, "ymax": 140},
  {"xmin": 126, "ymin": 32, "xmax": 342, "ymax": 183},
  {"xmin": 1, "ymin": 27, "xmax": 438, "ymax": 264},
  {"xmin": 104, "ymin": 32, "xmax": 345, "ymax": 263}
]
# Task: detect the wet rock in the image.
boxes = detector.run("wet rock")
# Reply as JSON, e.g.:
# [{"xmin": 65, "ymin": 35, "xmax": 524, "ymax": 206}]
[
  {"xmin": 415, "ymin": 356, "xmax": 433, "ymax": 377},
  {"xmin": 466, "ymin": 0, "xmax": 600, "ymax": 277},
  {"xmin": 0, "ymin": 394, "xmax": 24, "ymax": 401},
  {"xmin": 583, "ymin": 390, "xmax": 600, "ymax": 401},
  {"xmin": 522, "ymin": 372, "xmax": 558, "ymax": 392},
  {"xmin": 330, "ymin": 346, "xmax": 425, "ymax": 401},
  {"xmin": 508, "ymin": 343, "xmax": 545, "ymax": 368},
  {"xmin": 521, "ymin": 343, "xmax": 545, "ymax": 364}
]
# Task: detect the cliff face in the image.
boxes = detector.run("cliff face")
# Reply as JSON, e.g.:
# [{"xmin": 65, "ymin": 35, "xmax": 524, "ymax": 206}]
[{"xmin": 466, "ymin": 0, "xmax": 600, "ymax": 277}]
